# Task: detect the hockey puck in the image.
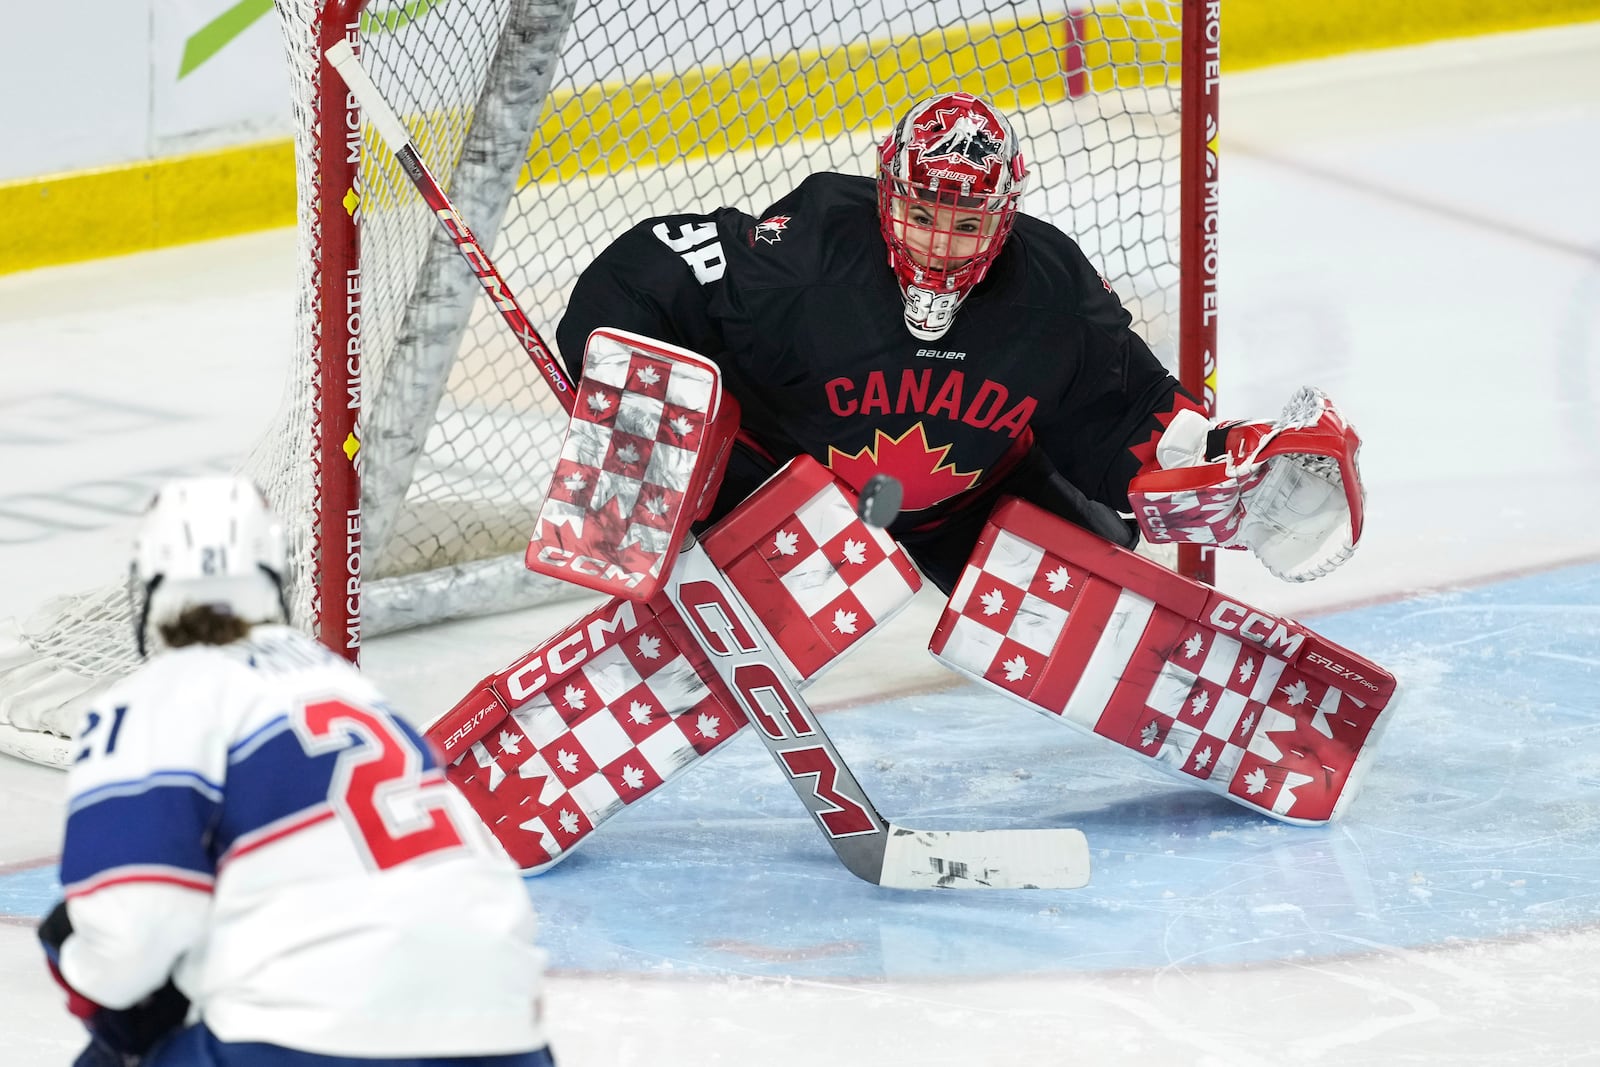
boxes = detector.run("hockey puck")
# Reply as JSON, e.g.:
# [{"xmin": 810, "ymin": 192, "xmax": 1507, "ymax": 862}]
[{"xmin": 855, "ymin": 473, "xmax": 903, "ymax": 528}]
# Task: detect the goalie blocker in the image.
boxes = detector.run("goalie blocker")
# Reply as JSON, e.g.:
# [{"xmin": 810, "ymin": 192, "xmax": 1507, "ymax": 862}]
[{"xmin": 524, "ymin": 328, "xmax": 740, "ymax": 601}]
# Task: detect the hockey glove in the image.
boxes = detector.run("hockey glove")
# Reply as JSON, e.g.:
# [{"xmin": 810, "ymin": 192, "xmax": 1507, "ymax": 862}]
[
  {"xmin": 1128, "ymin": 387, "xmax": 1365, "ymax": 582},
  {"xmin": 526, "ymin": 328, "xmax": 739, "ymax": 600},
  {"xmin": 39, "ymin": 900, "xmax": 191, "ymax": 1065}
]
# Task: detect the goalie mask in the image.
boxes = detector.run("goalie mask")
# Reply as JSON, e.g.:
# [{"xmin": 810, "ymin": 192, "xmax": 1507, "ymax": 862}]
[
  {"xmin": 877, "ymin": 92, "xmax": 1027, "ymax": 340},
  {"xmin": 130, "ymin": 475, "xmax": 289, "ymax": 655}
]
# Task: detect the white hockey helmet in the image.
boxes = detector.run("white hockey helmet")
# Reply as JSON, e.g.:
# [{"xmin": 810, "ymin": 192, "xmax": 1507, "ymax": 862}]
[{"xmin": 130, "ymin": 475, "xmax": 289, "ymax": 654}]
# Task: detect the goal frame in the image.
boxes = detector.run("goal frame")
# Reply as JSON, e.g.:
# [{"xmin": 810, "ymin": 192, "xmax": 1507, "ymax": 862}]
[
  {"xmin": 311, "ymin": 0, "xmax": 364, "ymax": 660},
  {"xmin": 304, "ymin": 0, "xmax": 1221, "ymax": 660},
  {"xmin": 1177, "ymin": 0, "xmax": 1220, "ymax": 585}
]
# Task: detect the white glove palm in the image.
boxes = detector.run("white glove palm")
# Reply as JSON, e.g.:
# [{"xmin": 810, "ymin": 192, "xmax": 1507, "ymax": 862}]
[{"xmin": 1130, "ymin": 387, "xmax": 1366, "ymax": 583}]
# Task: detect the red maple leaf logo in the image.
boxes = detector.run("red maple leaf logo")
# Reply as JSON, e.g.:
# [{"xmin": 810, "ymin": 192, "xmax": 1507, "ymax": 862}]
[{"xmin": 825, "ymin": 423, "xmax": 982, "ymax": 511}]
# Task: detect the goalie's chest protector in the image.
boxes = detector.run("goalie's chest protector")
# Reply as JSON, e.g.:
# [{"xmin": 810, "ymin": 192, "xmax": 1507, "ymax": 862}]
[{"xmin": 715, "ymin": 174, "xmax": 1089, "ymax": 514}]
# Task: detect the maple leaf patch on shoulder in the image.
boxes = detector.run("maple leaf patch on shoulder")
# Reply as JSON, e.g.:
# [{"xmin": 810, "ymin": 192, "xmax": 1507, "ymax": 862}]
[{"xmin": 752, "ymin": 215, "xmax": 791, "ymax": 245}]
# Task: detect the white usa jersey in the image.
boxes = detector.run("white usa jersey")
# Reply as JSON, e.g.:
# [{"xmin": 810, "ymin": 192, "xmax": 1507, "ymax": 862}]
[{"xmin": 58, "ymin": 626, "xmax": 548, "ymax": 1058}]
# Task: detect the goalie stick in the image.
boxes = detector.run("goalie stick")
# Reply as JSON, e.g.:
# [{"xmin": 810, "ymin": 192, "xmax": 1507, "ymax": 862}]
[
  {"xmin": 324, "ymin": 38, "xmax": 574, "ymax": 414},
  {"xmin": 687, "ymin": 469, "xmax": 1088, "ymax": 889},
  {"xmin": 675, "ymin": 535, "xmax": 1092, "ymax": 889},
  {"xmin": 330, "ymin": 43, "xmax": 1090, "ymax": 889}
]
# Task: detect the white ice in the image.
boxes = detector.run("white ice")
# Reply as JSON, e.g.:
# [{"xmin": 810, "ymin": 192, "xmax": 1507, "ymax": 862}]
[{"xmin": 2, "ymin": 24, "xmax": 1599, "ymax": 1066}]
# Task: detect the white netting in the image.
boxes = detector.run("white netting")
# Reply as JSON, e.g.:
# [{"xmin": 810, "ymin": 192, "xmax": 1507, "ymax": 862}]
[{"xmin": 0, "ymin": 0, "xmax": 1188, "ymax": 765}]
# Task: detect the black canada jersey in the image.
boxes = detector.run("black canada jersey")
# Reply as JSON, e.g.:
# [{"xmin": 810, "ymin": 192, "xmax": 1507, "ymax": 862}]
[{"xmin": 557, "ymin": 172, "xmax": 1188, "ymax": 517}]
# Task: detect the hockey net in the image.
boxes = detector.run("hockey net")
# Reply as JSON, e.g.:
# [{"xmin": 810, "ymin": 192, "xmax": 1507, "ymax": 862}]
[{"xmin": 0, "ymin": 0, "xmax": 1214, "ymax": 766}]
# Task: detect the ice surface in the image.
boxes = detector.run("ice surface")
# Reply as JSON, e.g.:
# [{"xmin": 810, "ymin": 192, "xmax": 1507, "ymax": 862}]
[{"xmin": 3, "ymin": 23, "xmax": 1598, "ymax": 1066}]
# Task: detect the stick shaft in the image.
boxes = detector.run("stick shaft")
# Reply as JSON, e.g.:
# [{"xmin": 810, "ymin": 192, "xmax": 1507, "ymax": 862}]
[{"xmin": 325, "ymin": 39, "xmax": 574, "ymax": 413}]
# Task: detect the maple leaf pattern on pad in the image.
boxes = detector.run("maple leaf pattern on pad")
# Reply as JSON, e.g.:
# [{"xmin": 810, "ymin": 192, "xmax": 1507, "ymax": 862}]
[
  {"xmin": 1280, "ymin": 679, "xmax": 1310, "ymax": 705},
  {"xmin": 833, "ymin": 609, "xmax": 859, "ymax": 635},
  {"xmin": 1045, "ymin": 566, "xmax": 1072, "ymax": 593},
  {"xmin": 556, "ymin": 749, "xmax": 580, "ymax": 774},
  {"xmin": 636, "ymin": 633, "xmax": 661, "ymax": 659},
  {"xmin": 981, "ymin": 588, "xmax": 1007, "ymax": 616},
  {"xmin": 558, "ymin": 809, "xmax": 581, "ymax": 834},
  {"xmin": 1140, "ymin": 721, "xmax": 1162, "ymax": 748},
  {"xmin": 696, "ymin": 712, "xmax": 722, "ymax": 739},
  {"xmin": 621, "ymin": 764, "xmax": 646, "ymax": 789},
  {"xmin": 614, "ymin": 443, "xmax": 640, "ymax": 465},
  {"xmin": 562, "ymin": 684, "xmax": 588, "ymax": 712},
  {"xmin": 562, "ymin": 473, "xmax": 588, "ymax": 493},
  {"xmin": 841, "ymin": 539, "xmax": 867, "ymax": 566},
  {"xmin": 774, "ymin": 529, "xmax": 800, "ymax": 556},
  {"xmin": 1182, "ymin": 633, "xmax": 1205, "ymax": 660},
  {"xmin": 669, "ymin": 415, "xmax": 695, "ymax": 438},
  {"xmin": 1244, "ymin": 766, "xmax": 1270, "ymax": 795},
  {"xmin": 1002, "ymin": 654, "xmax": 1029, "ymax": 681},
  {"xmin": 1238, "ymin": 657, "xmax": 1256, "ymax": 683},
  {"xmin": 586, "ymin": 393, "xmax": 611, "ymax": 414},
  {"xmin": 628, "ymin": 700, "xmax": 653, "ymax": 724},
  {"xmin": 635, "ymin": 366, "xmax": 661, "ymax": 387},
  {"xmin": 498, "ymin": 729, "xmax": 522, "ymax": 756},
  {"xmin": 471, "ymin": 743, "xmax": 507, "ymax": 791}
]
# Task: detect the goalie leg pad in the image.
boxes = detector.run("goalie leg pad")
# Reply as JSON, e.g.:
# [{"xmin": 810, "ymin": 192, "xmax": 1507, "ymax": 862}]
[
  {"xmin": 427, "ymin": 593, "xmax": 749, "ymax": 872},
  {"xmin": 930, "ymin": 496, "xmax": 1399, "ymax": 824},
  {"xmin": 433, "ymin": 456, "xmax": 923, "ymax": 870}
]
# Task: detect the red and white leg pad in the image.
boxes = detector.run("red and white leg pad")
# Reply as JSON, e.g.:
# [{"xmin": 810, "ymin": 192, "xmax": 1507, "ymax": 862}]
[
  {"xmin": 525, "ymin": 328, "xmax": 741, "ymax": 600},
  {"xmin": 931, "ymin": 497, "xmax": 1399, "ymax": 824},
  {"xmin": 430, "ymin": 456, "xmax": 922, "ymax": 870}
]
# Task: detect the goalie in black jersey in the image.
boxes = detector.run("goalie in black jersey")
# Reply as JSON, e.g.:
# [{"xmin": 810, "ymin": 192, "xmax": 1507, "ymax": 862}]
[
  {"xmin": 425, "ymin": 94, "xmax": 1385, "ymax": 872},
  {"xmin": 557, "ymin": 91, "xmax": 1367, "ymax": 593}
]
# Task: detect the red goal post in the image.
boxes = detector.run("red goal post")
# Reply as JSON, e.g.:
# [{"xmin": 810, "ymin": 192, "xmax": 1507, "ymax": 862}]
[{"xmin": 0, "ymin": 0, "xmax": 1217, "ymax": 766}]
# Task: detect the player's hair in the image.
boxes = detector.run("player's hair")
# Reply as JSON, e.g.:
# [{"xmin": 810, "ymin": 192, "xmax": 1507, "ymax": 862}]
[{"xmin": 158, "ymin": 604, "xmax": 254, "ymax": 648}]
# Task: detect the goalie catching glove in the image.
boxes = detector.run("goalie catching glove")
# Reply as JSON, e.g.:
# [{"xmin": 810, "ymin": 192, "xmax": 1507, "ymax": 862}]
[{"xmin": 1129, "ymin": 387, "xmax": 1365, "ymax": 582}]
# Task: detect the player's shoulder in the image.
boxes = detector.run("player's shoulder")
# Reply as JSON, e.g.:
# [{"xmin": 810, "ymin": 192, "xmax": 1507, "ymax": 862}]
[
  {"xmin": 1008, "ymin": 212, "xmax": 1099, "ymax": 282},
  {"xmin": 109, "ymin": 639, "xmax": 255, "ymax": 698},
  {"xmin": 753, "ymin": 172, "xmax": 876, "ymax": 238},
  {"xmin": 727, "ymin": 172, "xmax": 881, "ymax": 288},
  {"xmin": 104, "ymin": 627, "xmax": 365, "ymax": 713},
  {"xmin": 1001, "ymin": 212, "xmax": 1126, "ymax": 318},
  {"xmin": 77, "ymin": 641, "xmax": 263, "ymax": 765}
]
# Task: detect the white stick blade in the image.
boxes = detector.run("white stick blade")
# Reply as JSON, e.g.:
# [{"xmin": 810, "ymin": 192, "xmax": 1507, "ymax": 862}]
[{"xmin": 878, "ymin": 827, "xmax": 1091, "ymax": 890}]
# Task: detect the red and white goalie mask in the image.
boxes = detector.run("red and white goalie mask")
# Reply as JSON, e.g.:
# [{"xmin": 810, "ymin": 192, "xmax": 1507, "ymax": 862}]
[{"xmin": 877, "ymin": 92, "xmax": 1027, "ymax": 340}]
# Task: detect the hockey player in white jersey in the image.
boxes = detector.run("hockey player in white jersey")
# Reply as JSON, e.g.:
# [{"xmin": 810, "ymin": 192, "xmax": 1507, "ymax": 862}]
[{"xmin": 38, "ymin": 477, "xmax": 556, "ymax": 1067}]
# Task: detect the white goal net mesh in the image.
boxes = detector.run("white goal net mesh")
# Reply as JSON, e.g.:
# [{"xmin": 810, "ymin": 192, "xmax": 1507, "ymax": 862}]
[{"xmin": 0, "ymin": 0, "xmax": 1188, "ymax": 765}]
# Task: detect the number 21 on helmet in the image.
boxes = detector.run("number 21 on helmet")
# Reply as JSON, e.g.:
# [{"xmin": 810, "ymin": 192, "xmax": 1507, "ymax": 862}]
[{"xmin": 876, "ymin": 92, "xmax": 1028, "ymax": 340}]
